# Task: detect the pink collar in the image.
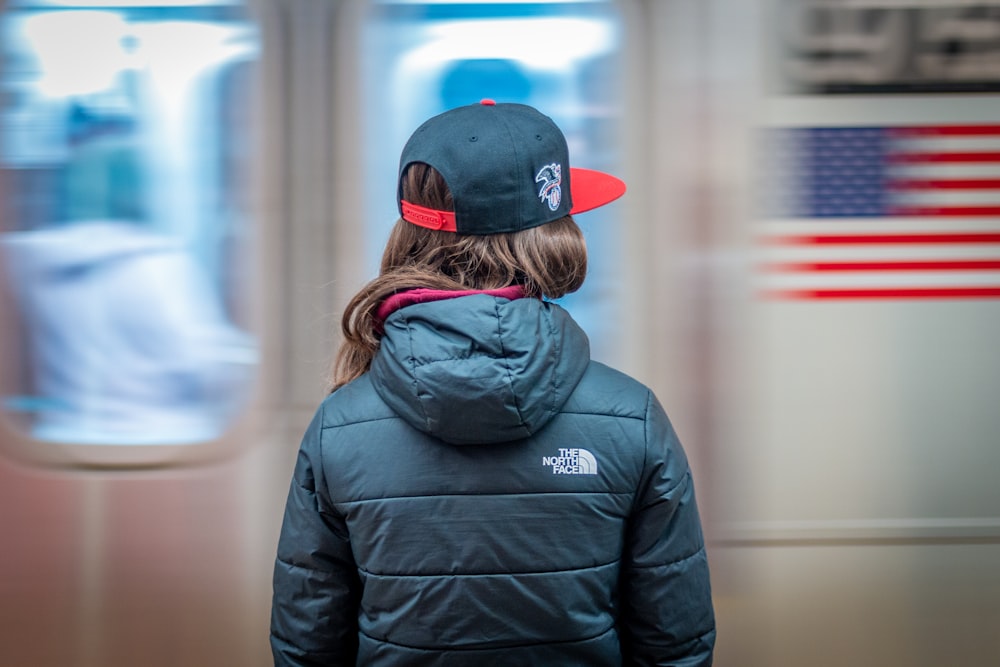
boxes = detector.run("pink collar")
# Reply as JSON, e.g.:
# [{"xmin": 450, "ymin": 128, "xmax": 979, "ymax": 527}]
[{"xmin": 376, "ymin": 285, "xmax": 526, "ymax": 324}]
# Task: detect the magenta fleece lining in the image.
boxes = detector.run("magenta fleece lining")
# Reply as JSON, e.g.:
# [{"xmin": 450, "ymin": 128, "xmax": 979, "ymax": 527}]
[{"xmin": 376, "ymin": 285, "xmax": 527, "ymax": 325}]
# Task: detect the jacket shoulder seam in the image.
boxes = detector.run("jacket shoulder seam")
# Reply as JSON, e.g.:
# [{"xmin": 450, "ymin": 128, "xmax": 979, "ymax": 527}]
[
  {"xmin": 320, "ymin": 415, "xmax": 400, "ymax": 429},
  {"xmin": 558, "ymin": 410, "xmax": 644, "ymax": 421}
]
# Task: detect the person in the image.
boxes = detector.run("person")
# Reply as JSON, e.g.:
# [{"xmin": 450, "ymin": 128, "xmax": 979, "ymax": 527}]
[{"xmin": 270, "ymin": 100, "xmax": 715, "ymax": 666}]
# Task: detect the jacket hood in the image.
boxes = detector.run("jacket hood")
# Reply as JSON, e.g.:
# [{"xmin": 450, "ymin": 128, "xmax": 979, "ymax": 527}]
[{"xmin": 370, "ymin": 293, "xmax": 590, "ymax": 445}]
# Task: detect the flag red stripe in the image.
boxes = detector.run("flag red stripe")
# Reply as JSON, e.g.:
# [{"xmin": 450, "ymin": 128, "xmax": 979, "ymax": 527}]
[
  {"xmin": 887, "ymin": 178, "xmax": 1000, "ymax": 190},
  {"xmin": 889, "ymin": 125, "xmax": 1000, "ymax": 138},
  {"xmin": 761, "ymin": 233, "xmax": 1000, "ymax": 246},
  {"xmin": 887, "ymin": 152, "xmax": 1000, "ymax": 164},
  {"xmin": 761, "ymin": 260, "xmax": 1000, "ymax": 273},
  {"xmin": 760, "ymin": 287, "xmax": 1000, "ymax": 300},
  {"xmin": 889, "ymin": 206, "xmax": 1000, "ymax": 217}
]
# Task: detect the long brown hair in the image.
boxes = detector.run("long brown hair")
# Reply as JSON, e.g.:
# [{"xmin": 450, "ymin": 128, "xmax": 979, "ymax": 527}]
[{"xmin": 330, "ymin": 163, "xmax": 588, "ymax": 390}]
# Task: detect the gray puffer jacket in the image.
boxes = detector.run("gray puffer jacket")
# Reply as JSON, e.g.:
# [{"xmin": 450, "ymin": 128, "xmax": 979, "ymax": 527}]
[{"xmin": 270, "ymin": 292, "xmax": 715, "ymax": 666}]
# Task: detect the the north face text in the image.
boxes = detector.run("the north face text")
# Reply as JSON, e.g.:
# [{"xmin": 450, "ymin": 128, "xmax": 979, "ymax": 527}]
[{"xmin": 542, "ymin": 448, "xmax": 598, "ymax": 475}]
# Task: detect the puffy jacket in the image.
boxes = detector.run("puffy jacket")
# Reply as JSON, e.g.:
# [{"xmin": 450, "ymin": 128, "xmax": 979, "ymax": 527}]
[{"xmin": 270, "ymin": 291, "xmax": 715, "ymax": 666}]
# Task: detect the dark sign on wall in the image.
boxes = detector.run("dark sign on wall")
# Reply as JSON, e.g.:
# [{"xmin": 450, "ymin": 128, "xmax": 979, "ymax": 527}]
[{"xmin": 775, "ymin": 2, "xmax": 1000, "ymax": 94}]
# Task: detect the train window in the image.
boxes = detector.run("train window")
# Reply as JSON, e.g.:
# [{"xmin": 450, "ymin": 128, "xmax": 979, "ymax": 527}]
[
  {"xmin": 359, "ymin": 0, "xmax": 626, "ymax": 363},
  {"xmin": 0, "ymin": 0, "xmax": 260, "ymax": 465}
]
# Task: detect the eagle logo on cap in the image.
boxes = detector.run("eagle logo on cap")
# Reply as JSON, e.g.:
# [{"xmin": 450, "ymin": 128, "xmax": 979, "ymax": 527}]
[{"xmin": 535, "ymin": 163, "xmax": 562, "ymax": 211}]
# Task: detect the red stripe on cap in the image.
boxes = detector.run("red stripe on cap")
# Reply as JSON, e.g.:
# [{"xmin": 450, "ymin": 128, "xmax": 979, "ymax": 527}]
[
  {"xmin": 401, "ymin": 200, "xmax": 457, "ymax": 232},
  {"xmin": 402, "ymin": 167, "xmax": 626, "ymax": 232}
]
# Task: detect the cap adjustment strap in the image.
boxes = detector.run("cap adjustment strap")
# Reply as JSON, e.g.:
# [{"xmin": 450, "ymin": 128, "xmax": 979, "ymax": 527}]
[{"xmin": 400, "ymin": 200, "xmax": 458, "ymax": 232}]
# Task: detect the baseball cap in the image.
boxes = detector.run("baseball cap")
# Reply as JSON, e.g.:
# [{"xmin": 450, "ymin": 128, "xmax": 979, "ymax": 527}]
[{"xmin": 397, "ymin": 100, "xmax": 626, "ymax": 235}]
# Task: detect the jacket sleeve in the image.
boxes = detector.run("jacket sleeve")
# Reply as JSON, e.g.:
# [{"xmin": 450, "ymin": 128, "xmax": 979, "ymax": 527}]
[
  {"xmin": 270, "ymin": 408, "xmax": 361, "ymax": 667},
  {"xmin": 619, "ymin": 392, "xmax": 716, "ymax": 667}
]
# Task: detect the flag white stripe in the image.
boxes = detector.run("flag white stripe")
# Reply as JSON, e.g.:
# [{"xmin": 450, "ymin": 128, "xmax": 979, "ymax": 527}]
[
  {"xmin": 891, "ymin": 191, "xmax": 1000, "ymax": 206},
  {"xmin": 888, "ymin": 164, "xmax": 1000, "ymax": 179},
  {"xmin": 758, "ymin": 218, "xmax": 1000, "ymax": 233},
  {"xmin": 892, "ymin": 137, "xmax": 1000, "ymax": 152}
]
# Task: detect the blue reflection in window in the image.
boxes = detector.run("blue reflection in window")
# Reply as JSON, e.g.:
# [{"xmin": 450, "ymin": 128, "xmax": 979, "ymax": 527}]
[
  {"xmin": 0, "ymin": 1, "xmax": 259, "ymax": 445},
  {"xmin": 362, "ymin": 1, "xmax": 625, "ymax": 364}
]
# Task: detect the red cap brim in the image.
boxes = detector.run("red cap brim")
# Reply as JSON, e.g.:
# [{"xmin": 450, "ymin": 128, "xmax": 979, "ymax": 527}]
[{"xmin": 569, "ymin": 167, "xmax": 626, "ymax": 215}]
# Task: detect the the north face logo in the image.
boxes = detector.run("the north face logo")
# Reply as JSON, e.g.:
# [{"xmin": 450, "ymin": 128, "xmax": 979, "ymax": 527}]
[{"xmin": 542, "ymin": 448, "xmax": 598, "ymax": 475}]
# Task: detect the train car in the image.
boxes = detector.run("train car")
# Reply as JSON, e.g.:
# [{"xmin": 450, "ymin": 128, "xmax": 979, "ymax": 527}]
[{"xmin": 0, "ymin": 1, "xmax": 998, "ymax": 665}]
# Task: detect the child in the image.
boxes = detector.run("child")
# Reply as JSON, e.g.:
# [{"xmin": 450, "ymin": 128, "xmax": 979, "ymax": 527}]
[{"xmin": 271, "ymin": 100, "xmax": 715, "ymax": 666}]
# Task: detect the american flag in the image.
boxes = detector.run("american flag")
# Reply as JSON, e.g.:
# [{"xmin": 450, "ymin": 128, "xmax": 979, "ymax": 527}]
[{"xmin": 759, "ymin": 124, "xmax": 1000, "ymax": 300}]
